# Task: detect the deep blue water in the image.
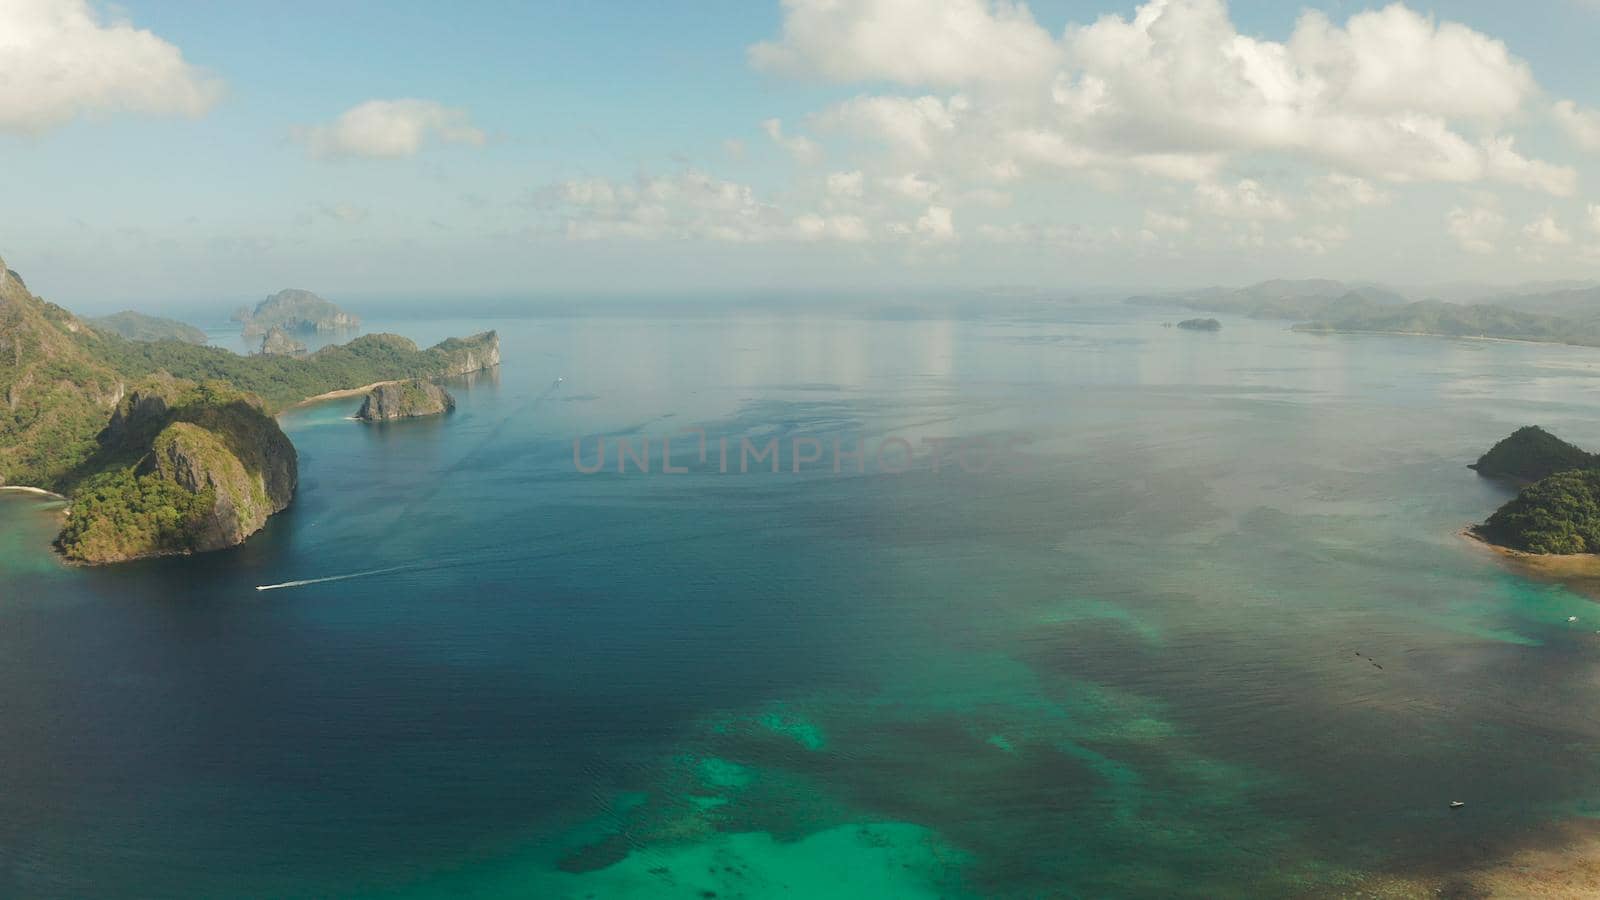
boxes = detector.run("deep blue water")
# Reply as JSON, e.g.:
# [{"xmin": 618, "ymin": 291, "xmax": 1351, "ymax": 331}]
[{"xmin": 5, "ymin": 306, "xmax": 1600, "ymax": 897}]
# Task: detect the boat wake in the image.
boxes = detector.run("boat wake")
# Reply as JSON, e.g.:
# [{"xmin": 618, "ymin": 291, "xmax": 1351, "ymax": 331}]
[{"xmin": 255, "ymin": 564, "xmax": 418, "ymax": 592}]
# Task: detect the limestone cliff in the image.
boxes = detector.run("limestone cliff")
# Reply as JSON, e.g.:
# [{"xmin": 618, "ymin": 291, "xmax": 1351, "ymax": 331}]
[
  {"xmin": 429, "ymin": 331, "xmax": 501, "ymax": 376},
  {"xmin": 258, "ymin": 326, "xmax": 307, "ymax": 356},
  {"xmin": 357, "ymin": 379, "xmax": 456, "ymax": 421},
  {"xmin": 55, "ymin": 383, "xmax": 298, "ymax": 563}
]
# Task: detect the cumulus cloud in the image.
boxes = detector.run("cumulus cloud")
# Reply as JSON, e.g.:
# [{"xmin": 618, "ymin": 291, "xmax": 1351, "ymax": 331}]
[
  {"xmin": 761, "ymin": 118, "xmax": 823, "ymax": 165},
  {"xmin": 299, "ymin": 99, "xmax": 485, "ymax": 160},
  {"xmin": 1194, "ymin": 179, "xmax": 1292, "ymax": 220},
  {"xmin": 881, "ymin": 172, "xmax": 942, "ymax": 203},
  {"xmin": 1553, "ymin": 100, "xmax": 1600, "ymax": 150},
  {"xmin": 822, "ymin": 95, "xmax": 966, "ymax": 162},
  {"xmin": 764, "ymin": 0, "xmax": 1572, "ymax": 197},
  {"xmin": 749, "ymin": 0, "xmax": 1061, "ymax": 87},
  {"xmin": 1522, "ymin": 214, "xmax": 1573, "ymax": 246},
  {"xmin": 825, "ymin": 170, "xmax": 866, "ymax": 201},
  {"xmin": 1447, "ymin": 206, "xmax": 1506, "ymax": 254},
  {"xmin": 0, "ymin": 0, "xmax": 222, "ymax": 134},
  {"xmin": 1308, "ymin": 174, "xmax": 1391, "ymax": 211}
]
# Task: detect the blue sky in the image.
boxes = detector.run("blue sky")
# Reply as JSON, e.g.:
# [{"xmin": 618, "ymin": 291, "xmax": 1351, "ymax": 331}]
[{"xmin": 3, "ymin": 0, "xmax": 1600, "ymax": 310}]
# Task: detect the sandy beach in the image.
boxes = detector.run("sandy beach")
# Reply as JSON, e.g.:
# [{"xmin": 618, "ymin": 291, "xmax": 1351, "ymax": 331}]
[
  {"xmin": 281, "ymin": 380, "xmax": 401, "ymax": 413},
  {"xmin": 1460, "ymin": 527, "xmax": 1600, "ymax": 600},
  {"xmin": 0, "ymin": 486, "xmax": 67, "ymax": 501}
]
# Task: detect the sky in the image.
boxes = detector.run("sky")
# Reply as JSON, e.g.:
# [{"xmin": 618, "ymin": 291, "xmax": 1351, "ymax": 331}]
[{"xmin": 2, "ymin": 0, "xmax": 1600, "ymax": 310}]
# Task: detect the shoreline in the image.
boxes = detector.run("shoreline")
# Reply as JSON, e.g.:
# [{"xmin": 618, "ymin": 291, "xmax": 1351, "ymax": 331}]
[
  {"xmin": 281, "ymin": 380, "xmax": 400, "ymax": 413},
  {"xmin": 1459, "ymin": 526, "xmax": 1600, "ymax": 586},
  {"xmin": 1295, "ymin": 326, "xmax": 1599, "ymax": 350},
  {"xmin": 0, "ymin": 486, "xmax": 67, "ymax": 501}
]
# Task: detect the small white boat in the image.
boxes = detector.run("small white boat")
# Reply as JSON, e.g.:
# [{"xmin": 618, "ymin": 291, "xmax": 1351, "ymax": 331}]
[{"xmin": 1449, "ymin": 801, "xmax": 1465, "ymax": 809}]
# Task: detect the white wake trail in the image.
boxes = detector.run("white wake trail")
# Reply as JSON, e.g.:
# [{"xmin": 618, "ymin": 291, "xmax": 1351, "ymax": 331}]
[{"xmin": 255, "ymin": 564, "xmax": 417, "ymax": 592}]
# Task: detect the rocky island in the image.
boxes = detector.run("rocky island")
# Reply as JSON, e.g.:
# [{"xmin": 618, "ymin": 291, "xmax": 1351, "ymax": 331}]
[
  {"xmin": 234, "ymin": 288, "xmax": 359, "ymax": 338},
  {"xmin": 0, "ymin": 250, "xmax": 500, "ymax": 564},
  {"xmin": 1470, "ymin": 427, "xmax": 1600, "ymax": 555},
  {"xmin": 55, "ymin": 381, "xmax": 298, "ymax": 562},
  {"xmin": 357, "ymin": 379, "xmax": 456, "ymax": 421},
  {"xmin": 258, "ymin": 326, "xmax": 307, "ymax": 356}
]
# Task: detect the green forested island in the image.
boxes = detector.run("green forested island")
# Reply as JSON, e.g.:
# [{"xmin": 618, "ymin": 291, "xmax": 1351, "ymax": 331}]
[
  {"xmin": 1176, "ymin": 318, "xmax": 1221, "ymax": 331},
  {"xmin": 1477, "ymin": 469, "xmax": 1600, "ymax": 555},
  {"xmin": 89, "ymin": 311, "xmax": 209, "ymax": 344},
  {"xmin": 1470, "ymin": 426, "xmax": 1599, "ymax": 483},
  {"xmin": 0, "ymin": 252, "xmax": 499, "ymax": 563},
  {"xmin": 1471, "ymin": 427, "xmax": 1600, "ymax": 555}
]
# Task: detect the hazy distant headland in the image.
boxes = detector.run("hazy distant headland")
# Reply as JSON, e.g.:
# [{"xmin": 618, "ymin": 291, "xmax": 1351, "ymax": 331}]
[
  {"xmin": 234, "ymin": 288, "xmax": 359, "ymax": 338},
  {"xmin": 1129, "ymin": 278, "xmax": 1600, "ymax": 348},
  {"xmin": 0, "ymin": 251, "xmax": 498, "ymax": 564},
  {"xmin": 88, "ymin": 311, "xmax": 209, "ymax": 345}
]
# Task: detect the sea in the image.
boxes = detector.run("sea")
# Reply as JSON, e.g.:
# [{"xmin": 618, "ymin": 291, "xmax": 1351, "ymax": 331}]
[{"xmin": 4, "ymin": 302, "xmax": 1600, "ymax": 898}]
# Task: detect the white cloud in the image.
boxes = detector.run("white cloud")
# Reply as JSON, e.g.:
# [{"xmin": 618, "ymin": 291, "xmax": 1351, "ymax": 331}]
[
  {"xmin": 1522, "ymin": 214, "xmax": 1573, "ymax": 246},
  {"xmin": 300, "ymin": 99, "xmax": 485, "ymax": 160},
  {"xmin": 0, "ymin": 0, "xmax": 222, "ymax": 134},
  {"xmin": 1553, "ymin": 100, "xmax": 1600, "ymax": 150},
  {"xmin": 1309, "ymin": 174, "xmax": 1391, "ymax": 211},
  {"xmin": 1194, "ymin": 180, "xmax": 1292, "ymax": 220},
  {"xmin": 1287, "ymin": 6, "xmax": 1533, "ymax": 122},
  {"xmin": 914, "ymin": 205, "xmax": 956, "ymax": 241},
  {"xmin": 823, "ymin": 95, "xmax": 966, "ymax": 162},
  {"xmin": 749, "ymin": 0, "xmax": 1061, "ymax": 87},
  {"xmin": 1143, "ymin": 211, "xmax": 1190, "ymax": 233},
  {"xmin": 881, "ymin": 172, "xmax": 942, "ymax": 203},
  {"xmin": 1588, "ymin": 203, "xmax": 1600, "ymax": 234},
  {"xmin": 770, "ymin": 0, "xmax": 1571, "ymax": 197},
  {"xmin": 1447, "ymin": 206, "xmax": 1506, "ymax": 254},
  {"xmin": 1481, "ymin": 136, "xmax": 1577, "ymax": 196},
  {"xmin": 825, "ymin": 170, "xmax": 866, "ymax": 201},
  {"xmin": 762, "ymin": 118, "xmax": 823, "ymax": 165},
  {"xmin": 793, "ymin": 213, "xmax": 872, "ymax": 242}
]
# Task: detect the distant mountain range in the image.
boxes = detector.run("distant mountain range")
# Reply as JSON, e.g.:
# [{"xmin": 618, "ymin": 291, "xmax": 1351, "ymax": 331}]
[{"xmin": 1128, "ymin": 279, "xmax": 1600, "ymax": 347}]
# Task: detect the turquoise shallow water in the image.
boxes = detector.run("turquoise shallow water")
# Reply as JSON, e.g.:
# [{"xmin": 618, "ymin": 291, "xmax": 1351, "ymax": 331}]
[{"xmin": 5, "ymin": 305, "xmax": 1600, "ymax": 897}]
